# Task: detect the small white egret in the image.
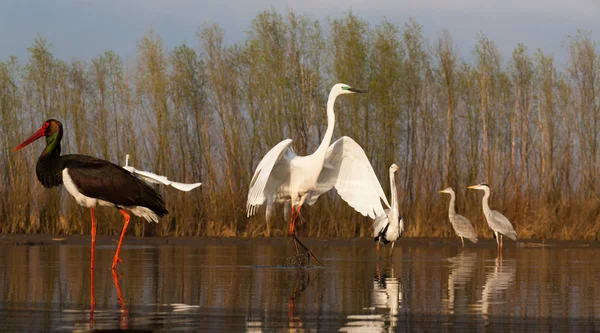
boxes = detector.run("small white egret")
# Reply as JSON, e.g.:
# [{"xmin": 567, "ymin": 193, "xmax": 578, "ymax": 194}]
[
  {"xmin": 439, "ymin": 187, "xmax": 478, "ymax": 247},
  {"xmin": 468, "ymin": 183, "xmax": 517, "ymax": 251},
  {"xmin": 123, "ymin": 154, "xmax": 202, "ymax": 192},
  {"xmin": 246, "ymin": 83, "xmax": 390, "ymax": 264},
  {"xmin": 373, "ymin": 164, "xmax": 404, "ymax": 257}
]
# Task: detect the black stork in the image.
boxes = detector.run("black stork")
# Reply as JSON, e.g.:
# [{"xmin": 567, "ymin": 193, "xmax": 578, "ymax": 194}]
[{"xmin": 13, "ymin": 119, "xmax": 168, "ymax": 270}]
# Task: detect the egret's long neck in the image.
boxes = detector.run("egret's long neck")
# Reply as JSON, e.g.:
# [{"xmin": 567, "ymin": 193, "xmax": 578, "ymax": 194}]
[
  {"xmin": 448, "ymin": 192, "xmax": 457, "ymax": 218},
  {"xmin": 314, "ymin": 91, "xmax": 338, "ymax": 158},
  {"xmin": 482, "ymin": 188, "xmax": 491, "ymax": 215},
  {"xmin": 389, "ymin": 170, "xmax": 398, "ymax": 211}
]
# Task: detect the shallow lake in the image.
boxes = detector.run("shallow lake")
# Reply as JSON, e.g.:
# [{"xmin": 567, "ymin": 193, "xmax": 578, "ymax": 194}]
[{"xmin": 0, "ymin": 236, "xmax": 598, "ymax": 332}]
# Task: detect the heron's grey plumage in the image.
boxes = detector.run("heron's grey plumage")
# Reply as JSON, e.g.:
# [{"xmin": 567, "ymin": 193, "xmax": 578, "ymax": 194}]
[
  {"xmin": 468, "ymin": 184, "xmax": 517, "ymax": 247},
  {"xmin": 439, "ymin": 187, "xmax": 477, "ymax": 245}
]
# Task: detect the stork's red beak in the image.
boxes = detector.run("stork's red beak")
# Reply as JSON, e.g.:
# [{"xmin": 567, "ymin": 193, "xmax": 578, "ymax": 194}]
[{"xmin": 13, "ymin": 127, "xmax": 45, "ymax": 152}]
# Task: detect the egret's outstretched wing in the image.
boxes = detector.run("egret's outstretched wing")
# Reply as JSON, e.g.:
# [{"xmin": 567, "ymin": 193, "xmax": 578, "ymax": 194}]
[
  {"xmin": 311, "ymin": 136, "xmax": 389, "ymax": 218},
  {"xmin": 247, "ymin": 139, "xmax": 295, "ymax": 217}
]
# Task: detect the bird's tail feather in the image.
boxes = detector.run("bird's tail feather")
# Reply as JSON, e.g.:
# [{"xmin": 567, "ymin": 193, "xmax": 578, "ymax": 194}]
[{"xmin": 507, "ymin": 232, "xmax": 517, "ymax": 241}]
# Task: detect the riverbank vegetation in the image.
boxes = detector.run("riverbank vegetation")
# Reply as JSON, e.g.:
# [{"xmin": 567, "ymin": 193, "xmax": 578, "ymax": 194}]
[{"xmin": 1, "ymin": 10, "xmax": 599, "ymax": 240}]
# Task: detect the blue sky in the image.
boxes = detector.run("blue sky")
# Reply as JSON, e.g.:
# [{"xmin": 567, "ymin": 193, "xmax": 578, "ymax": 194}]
[{"xmin": 1, "ymin": 0, "xmax": 598, "ymax": 64}]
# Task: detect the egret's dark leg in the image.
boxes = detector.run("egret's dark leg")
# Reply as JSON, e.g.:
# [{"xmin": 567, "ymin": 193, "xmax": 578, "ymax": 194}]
[
  {"xmin": 461, "ymin": 236, "xmax": 465, "ymax": 248},
  {"xmin": 288, "ymin": 206, "xmax": 322, "ymax": 265},
  {"xmin": 112, "ymin": 209, "xmax": 131, "ymax": 270},
  {"xmin": 289, "ymin": 206, "xmax": 301, "ymax": 256},
  {"xmin": 290, "ymin": 206, "xmax": 310, "ymax": 262},
  {"xmin": 292, "ymin": 234, "xmax": 322, "ymax": 265},
  {"xmin": 389, "ymin": 241, "xmax": 395, "ymax": 259}
]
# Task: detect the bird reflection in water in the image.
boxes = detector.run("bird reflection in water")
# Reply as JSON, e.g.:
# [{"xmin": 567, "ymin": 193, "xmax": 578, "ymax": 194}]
[
  {"xmin": 112, "ymin": 270, "xmax": 129, "ymax": 330},
  {"xmin": 340, "ymin": 263, "xmax": 403, "ymax": 332},
  {"xmin": 88, "ymin": 270, "xmax": 129, "ymax": 330},
  {"xmin": 444, "ymin": 252, "xmax": 477, "ymax": 315},
  {"xmin": 89, "ymin": 267, "xmax": 95, "ymax": 328},
  {"xmin": 373, "ymin": 264, "xmax": 403, "ymax": 323},
  {"xmin": 288, "ymin": 269, "xmax": 314, "ymax": 330},
  {"xmin": 477, "ymin": 254, "xmax": 516, "ymax": 322}
]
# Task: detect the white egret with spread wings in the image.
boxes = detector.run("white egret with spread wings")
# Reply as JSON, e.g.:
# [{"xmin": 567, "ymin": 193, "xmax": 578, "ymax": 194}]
[{"xmin": 246, "ymin": 83, "xmax": 389, "ymax": 264}]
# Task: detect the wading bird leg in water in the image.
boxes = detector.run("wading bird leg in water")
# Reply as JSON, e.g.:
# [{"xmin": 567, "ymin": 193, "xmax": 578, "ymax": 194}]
[
  {"xmin": 111, "ymin": 270, "xmax": 126, "ymax": 308},
  {"xmin": 289, "ymin": 206, "xmax": 301, "ymax": 257},
  {"xmin": 494, "ymin": 231, "xmax": 499, "ymax": 251},
  {"xmin": 111, "ymin": 270, "xmax": 128, "ymax": 329},
  {"xmin": 90, "ymin": 207, "xmax": 96, "ymax": 327},
  {"xmin": 90, "ymin": 264, "xmax": 95, "ymax": 328},
  {"xmin": 389, "ymin": 242, "xmax": 395, "ymax": 259},
  {"xmin": 90, "ymin": 207, "xmax": 97, "ymax": 270},
  {"xmin": 112, "ymin": 210, "xmax": 131, "ymax": 270},
  {"xmin": 461, "ymin": 236, "xmax": 465, "ymax": 248},
  {"xmin": 288, "ymin": 206, "xmax": 322, "ymax": 265}
]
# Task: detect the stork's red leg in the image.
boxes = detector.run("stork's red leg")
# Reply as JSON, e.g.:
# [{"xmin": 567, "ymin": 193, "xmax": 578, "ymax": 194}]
[
  {"xmin": 112, "ymin": 209, "xmax": 131, "ymax": 270},
  {"xmin": 90, "ymin": 260, "xmax": 95, "ymax": 327},
  {"xmin": 111, "ymin": 269, "xmax": 126, "ymax": 308},
  {"xmin": 90, "ymin": 207, "xmax": 97, "ymax": 270},
  {"xmin": 111, "ymin": 269, "xmax": 128, "ymax": 329},
  {"xmin": 90, "ymin": 207, "xmax": 97, "ymax": 319}
]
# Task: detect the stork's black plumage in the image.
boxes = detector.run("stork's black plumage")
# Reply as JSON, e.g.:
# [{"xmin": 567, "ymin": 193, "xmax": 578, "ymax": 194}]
[
  {"xmin": 14, "ymin": 119, "xmax": 168, "ymax": 272},
  {"xmin": 38, "ymin": 153, "xmax": 167, "ymax": 216}
]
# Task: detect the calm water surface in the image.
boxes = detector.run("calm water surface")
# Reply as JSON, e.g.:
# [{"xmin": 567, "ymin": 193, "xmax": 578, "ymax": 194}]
[{"xmin": 0, "ymin": 237, "xmax": 599, "ymax": 332}]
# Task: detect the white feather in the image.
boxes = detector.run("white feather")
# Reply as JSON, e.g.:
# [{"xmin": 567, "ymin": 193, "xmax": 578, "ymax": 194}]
[
  {"xmin": 123, "ymin": 155, "xmax": 202, "ymax": 192},
  {"xmin": 246, "ymin": 139, "xmax": 294, "ymax": 217},
  {"xmin": 310, "ymin": 137, "xmax": 389, "ymax": 219}
]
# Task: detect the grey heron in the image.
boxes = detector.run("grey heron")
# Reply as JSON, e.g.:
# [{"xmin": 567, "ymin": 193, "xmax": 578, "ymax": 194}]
[
  {"xmin": 246, "ymin": 83, "xmax": 389, "ymax": 265},
  {"xmin": 439, "ymin": 187, "xmax": 478, "ymax": 247},
  {"xmin": 374, "ymin": 164, "xmax": 405, "ymax": 257},
  {"xmin": 468, "ymin": 183, "xmax": 517, "ymax": 251}
]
